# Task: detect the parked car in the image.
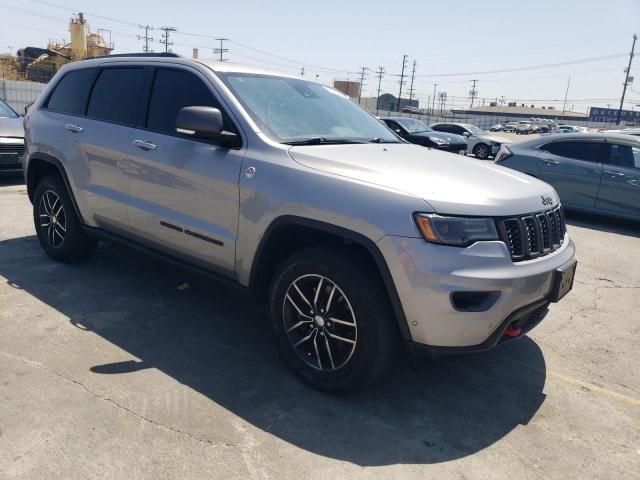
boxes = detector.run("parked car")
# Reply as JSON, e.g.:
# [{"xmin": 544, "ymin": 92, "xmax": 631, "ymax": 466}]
[
  {"xmin": 503, "ymin": 122, "xmax": 518, "ymax": 132},
  {"xmin": 0, "ymin": 98, "xmax": 25, "ymax": 176},
  {"xmin": 516, "ymin": 122, "xmax": 533, "ymax": 135},
  {"xmin": 553, "ymin": 125, "xmax": 580, "ymax": 133},
  {"xmin": 489, "ymin": 124, "xmax": 504, "ymax": 132},
  {"xmin": 495, "ymin": 133, "xmax": 640, "ymax": 221},
  {"xmin": 401, "ymin": 106, "xmax": 420, "ymax": 114},
  {"xmin": 430, "ymin": 122, "xmax": 511, "ymax": 159},
  {"xmin": 23, "ymin": 55, "xmax": 576, "ymax": 391},
  {"xmin": 604, "ymin": 127, "xmax": 640, "ymax": 137},
  {"xmin": 380, "ymin": 117, "xmax": 467, "ymax": 153}
]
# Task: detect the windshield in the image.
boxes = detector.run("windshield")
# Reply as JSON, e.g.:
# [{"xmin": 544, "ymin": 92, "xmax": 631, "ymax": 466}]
[
  {"xmin": 220, "ymin": 73, "xmax": 399, "ymax": 144},
  {"xmin": 0, "ymin": 99, "xmax": 18, "ymax": 119},
  {"xmin": 396, "ymin": 118, "xmax": 432, "ymax": 133},
  {"xmin": 465, "ymin": 124, "xmax": 485, "ymax": 135}
]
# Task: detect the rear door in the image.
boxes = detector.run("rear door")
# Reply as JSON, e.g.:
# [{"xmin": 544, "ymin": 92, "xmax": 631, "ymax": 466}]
[
  {"xmin": 125, "ymin": 66, "xmax": 245, "ymax": 276},
  {"xmin": 595, "ymin": 142, "xmax": 640, "ymax": 219},
  {"xmin": 535, "ymin": 139, "xmax": 605, "ymax": 208}
]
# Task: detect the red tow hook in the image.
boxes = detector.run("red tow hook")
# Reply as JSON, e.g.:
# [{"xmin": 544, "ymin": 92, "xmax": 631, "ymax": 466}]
[{"xmin": 504, "ymin": 325, "xmax": 522, "ymax": 337}]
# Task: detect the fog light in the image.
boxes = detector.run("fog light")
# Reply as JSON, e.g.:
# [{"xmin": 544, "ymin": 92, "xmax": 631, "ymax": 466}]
[{"xmin": 450, "ymin": 291, "xmax": 501, "ymax": 312}]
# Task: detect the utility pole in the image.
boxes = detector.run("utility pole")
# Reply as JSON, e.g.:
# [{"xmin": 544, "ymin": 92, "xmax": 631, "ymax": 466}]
[
  {"xmin": 428, "ymin": 83, "xmax": 437, "ymax": 122},
  {"xmin": 617, "ymin": 33, "xmax": 637, "ymax": 125},
  {"xmin": 408, "ymin": 60, "xmax": 417, "ymax": 107},
  {"xmin": 397, "ymin": 54, "xmax": 408, "ymax": 112},
  {"xmin": 358, "ymin": 66, "xmax": 368, "ymax": 104},
  {"xmin": 213, "ymin": 38, "xmax": 229, "ymax": 61},
  {"xmin": 137, "ymin": 25, "xmax": 153, "ymax": 53},
  {"xmin": 300, "ymin": 66, "xmax": 305, "ymax": 77},
  {"xmin": 561, "ymin": 76, "xmax": 571, "ymax": 119},
  {"xmin": 375, "ymin": 66, "xmax": 384, "ymax": 115},
  {"xmin": 159, "ymin": 26, "xmax": 176, "ymax": 53},
  {"xmin": 469, "ymin": 79, "xmax": 478, "ymax": 108}
]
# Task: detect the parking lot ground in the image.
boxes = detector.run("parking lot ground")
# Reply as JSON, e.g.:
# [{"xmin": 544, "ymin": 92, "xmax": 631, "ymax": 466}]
[{"xmin": 0, "ymin": 178, "xmax": 638, "ymax": 480}]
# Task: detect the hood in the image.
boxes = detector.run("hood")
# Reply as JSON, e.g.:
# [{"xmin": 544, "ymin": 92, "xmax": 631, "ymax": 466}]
[
  {"xmin": 0, "ymin": 117, "xmax": 24, "ymax": 138},
  {"xmin": 288, "ymin": 143, "xmax": 559, "ymax": 216},
  {"xmin": 477, "ymin": 133, "xmax": 511, "ymax": 144},
  {"xmin": 412, "ymin": 131, "xmax": 467, "ymax": 143}
]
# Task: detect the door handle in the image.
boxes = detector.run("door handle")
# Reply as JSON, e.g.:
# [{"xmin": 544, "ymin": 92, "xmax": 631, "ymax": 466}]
[
  {"xmin": 132, "ymin": 139, "xmax": 157, "ymax": 151},
  {"xmin": 543, "ymin": 159, "xmax": 560, "ymax": 166},
  {"xmin": 64, "ymin": 123, "xmax": 83, "ymax": 133},
  {"xmin": 603, "ymin": 170, "xmax": 625, "ymax": 177}
]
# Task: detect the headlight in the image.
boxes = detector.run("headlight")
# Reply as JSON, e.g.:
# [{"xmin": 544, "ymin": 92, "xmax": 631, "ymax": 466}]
[
  {"xmin": 429, "ymin": 136, "xmax": 448, "ymax": 145},
  {"xmin": 414, "ymin": 214, "xmax": 499, "ymax": 247}
]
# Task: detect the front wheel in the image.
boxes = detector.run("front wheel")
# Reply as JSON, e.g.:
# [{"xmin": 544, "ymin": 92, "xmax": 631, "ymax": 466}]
[
  {"xmin": 269, "ymin": 247, "xmax": 398, "ymax": 392},
  {"xmin": 473, "ymin": 143, "xmax": 490, "ymax": 159},
  {"xmin": 33, "ymin": 175, "xmax": 97, "ymax": 262}
]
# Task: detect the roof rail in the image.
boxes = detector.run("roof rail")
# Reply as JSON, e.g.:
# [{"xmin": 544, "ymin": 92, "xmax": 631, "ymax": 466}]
[{"xmin": 83, "ymin": 52, "xmax": 182, "ymax": 61}]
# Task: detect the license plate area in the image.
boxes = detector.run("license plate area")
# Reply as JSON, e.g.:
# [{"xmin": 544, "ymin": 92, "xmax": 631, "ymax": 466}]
[{"xmin": 549, "ymin": 260, "xmax": 577, "ymax": 302}]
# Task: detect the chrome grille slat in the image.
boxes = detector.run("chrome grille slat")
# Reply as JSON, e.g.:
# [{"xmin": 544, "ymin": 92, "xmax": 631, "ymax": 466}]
[{"xmin": 498, "ymin": 206, "xmax": 566, "ymax": 262}]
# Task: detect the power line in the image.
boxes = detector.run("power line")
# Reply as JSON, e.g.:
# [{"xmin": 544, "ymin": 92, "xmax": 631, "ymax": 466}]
[
  {"xmin": 397, "ymin": 54, "xmax": 408, "ymax": 112},
  {"xmin": 137, "ymin": 25, "xmax": 153, "ymax": 53},
  {"xmin": 617, "ymin": 33, "xmax": 637, "ymax": 124},
  {"xmin": 159, "ymin": 26, "xmax": 176, "ymax": 53},
  {"xmin": 213, "ymin": 37, "xmax": 229, "ymax": 61}
]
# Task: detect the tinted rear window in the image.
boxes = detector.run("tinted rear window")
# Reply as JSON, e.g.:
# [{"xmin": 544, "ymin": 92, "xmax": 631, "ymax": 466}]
[
  {"xmin": 87, "ymin": 68, "xmax": 147, "ymax": 126},
  {"xmin": 46, "ymin": 69, "xmax": 96, "ymax": 115},
  {"xmin": 540, "ymin": 141, "xmax": 604, "ymax": 163},
  {"xmin": 147, "ymin": 68, "xmax": 225, "ymax": 134}
]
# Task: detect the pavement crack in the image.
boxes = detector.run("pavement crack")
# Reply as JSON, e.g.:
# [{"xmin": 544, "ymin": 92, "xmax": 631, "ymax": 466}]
[{"xmin": 0, "ymin": 351, "xmax": 234, "ymax": 453}]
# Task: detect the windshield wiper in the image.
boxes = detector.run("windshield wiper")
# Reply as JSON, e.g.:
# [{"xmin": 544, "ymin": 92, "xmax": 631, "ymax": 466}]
[
  {"xmin": 283, "ymin": 137, "xmax": 367, "ymax": 146},
  {"xmin": 369, "ymin": 138, "xmax": 400, "ymax": 143}
]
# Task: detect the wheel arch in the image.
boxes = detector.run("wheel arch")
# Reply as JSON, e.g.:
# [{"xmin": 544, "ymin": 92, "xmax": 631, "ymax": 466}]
[
  {"xmin": 26, "ymin": 153, "xmax": 84, "ymax": 223},
  {"xmin": 249, "ymin": 216, "xmax": 412, "ymax": 341}
]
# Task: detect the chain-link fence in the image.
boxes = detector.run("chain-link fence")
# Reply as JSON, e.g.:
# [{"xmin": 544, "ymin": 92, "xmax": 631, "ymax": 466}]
[{"xmin": 0, "ymin": 80, "xmax": 46, "ymax": 115}]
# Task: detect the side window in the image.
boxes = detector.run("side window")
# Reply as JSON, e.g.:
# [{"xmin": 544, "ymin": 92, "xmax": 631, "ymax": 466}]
[
  {"xmin": 46, "ymin": 69, "xmax": 96, "ymax": 115},
  {"xmin": 384, "ymin": 120, "xmax": 400, "ymax": 131},
  {"xmin": 87, "ymin": 68, "xmax": 147, "ymax": 126},
  {"xmin": 147, "ymin": 68, "xmax": 231, "ymax": 135},
  {"xmin": 433, "ymin": 124, "xmax": 448, "ymax": 133},
  {"xmin": 451, "ymin": 126, "xmax": 466, "ymax": 135},
  {"xmin": 540, "ymin": 141, "xmax": 604, "ymax": 163},
  {"xmin": 608, "ymin": 144, "xmax": 640, "ymax": 169}
]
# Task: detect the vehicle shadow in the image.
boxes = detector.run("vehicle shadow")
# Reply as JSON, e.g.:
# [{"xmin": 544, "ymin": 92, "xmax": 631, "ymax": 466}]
[
  {"xmin": 565, "ymin": 210, "xmax": 640, "ymax": 238},
  {"xmin": 0, "ymin": 175, "xmax": 25, "ymax": 187},
  {"xmin": 0, "ymin": 235, "xmax": 548, "ymax": 466}
]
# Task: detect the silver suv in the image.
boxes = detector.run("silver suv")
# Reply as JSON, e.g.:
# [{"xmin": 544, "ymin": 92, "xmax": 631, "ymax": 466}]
[{"xmin": 23, "ymin": 55, "xmax": 577, "ymax": 392}]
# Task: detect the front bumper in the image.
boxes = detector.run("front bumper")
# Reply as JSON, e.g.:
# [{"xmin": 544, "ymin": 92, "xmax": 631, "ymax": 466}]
[
  {"xmin": 0, "ymin": 139, "xmax": 25, "ymax": 176},
  {"xmin": 377, "ymin": 234, "xmax": 576, "ymax": 348},
  {"xmin": 438, "ymin": 143, "xmax": 468, "ymax": 154}
]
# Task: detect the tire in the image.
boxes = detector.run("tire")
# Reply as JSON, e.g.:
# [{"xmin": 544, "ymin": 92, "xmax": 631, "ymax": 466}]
[
  {"xmin": 473, "ymin": 143, "xmax": 490, "ymax": 159},
  {"xmin": 269, "ymin": 247, "xmax": 398, "ymax": 392},
  {"xmin": 33, "ymin": 175, "xmax": 97, "ymax": 262}
]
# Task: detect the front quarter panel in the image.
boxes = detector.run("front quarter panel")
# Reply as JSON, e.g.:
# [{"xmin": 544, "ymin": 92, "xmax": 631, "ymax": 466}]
[{"xmin": 234, "ymin": 145, "xmax": 428, "ymax": 286}]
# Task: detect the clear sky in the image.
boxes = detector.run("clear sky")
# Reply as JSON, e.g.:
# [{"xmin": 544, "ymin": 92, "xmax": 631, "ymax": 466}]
[{"xmin": 1, "ymin": 0, "xmax": 639, "ymax": 113}]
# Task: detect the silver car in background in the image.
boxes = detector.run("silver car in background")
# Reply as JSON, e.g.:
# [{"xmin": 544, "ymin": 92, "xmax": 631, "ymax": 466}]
[
  {"xmin": 495, "ymin": 133, "xmax": 640, "ymax": 221},
  {"xmin": 430, "ymin": 122, "xmax": 511, "ymax": 159},
  {"xmin": 0, "ymin": 99, "xmax": 25, "ymax": 175}
]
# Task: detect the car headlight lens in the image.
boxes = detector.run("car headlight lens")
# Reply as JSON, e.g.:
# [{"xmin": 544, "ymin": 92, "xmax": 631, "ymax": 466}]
[
  {"xmin": 429, "ymin": 136, "xmax": 448, "ymax": 145},
  {"xmin": 414, "ymin": 214, "xmax": 499, "ymax": 247}
]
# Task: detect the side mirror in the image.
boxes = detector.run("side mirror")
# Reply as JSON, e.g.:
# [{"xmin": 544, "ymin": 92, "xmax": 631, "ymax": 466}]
[
  {"xmin": 176, "ymin": 106, "xmax": 239, "ymax": 147},
  {"xmin": 463, "ymin": 131, "xmax": 471, "ymax": 137}
]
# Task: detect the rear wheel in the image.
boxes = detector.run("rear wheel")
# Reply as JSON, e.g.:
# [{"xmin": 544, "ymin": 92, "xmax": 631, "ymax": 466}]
[
  {"xmin": 33, "ymin": 175, "xmax": 97, "ymax": 262},
  {"xmin": 473, "ymin": 143, "xmax": 490, "ymax": 159},
  {"xmin": 269, "ymin": 247, "xmax": 398, "ymax": 392}
]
